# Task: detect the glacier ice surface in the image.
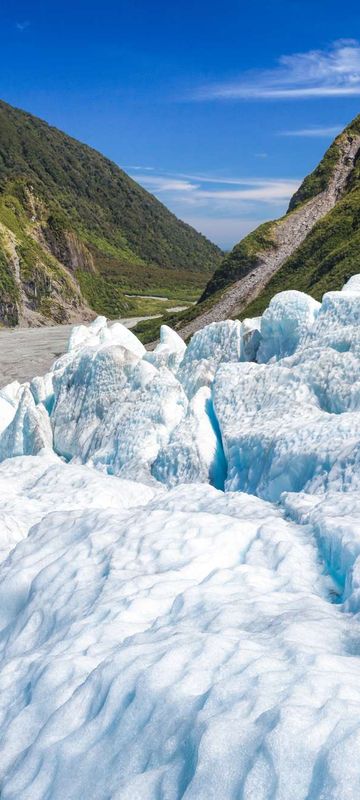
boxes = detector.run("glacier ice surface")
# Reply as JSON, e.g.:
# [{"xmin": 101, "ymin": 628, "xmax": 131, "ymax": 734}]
[
  {"xmin": 257, "ymin": 289, "xmax": 320, "ymax": 363},
  {"xmin": 152, "ymin": 386, "xmax": 226, "ymax": 489},
  {"xmin": 52, "ymin": 344, "xmax": 188, "ymax": 480},
  {"xmin": 144, "ymin": 324, "xmax": 186, "ymax": 373},
  {"xmin": 1, "ymin": 278, "xmax": 360, "ymax": 796}
]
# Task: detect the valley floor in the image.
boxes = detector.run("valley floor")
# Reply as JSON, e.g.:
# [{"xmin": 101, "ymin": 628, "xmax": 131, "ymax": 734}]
[{"xmin": 0, "ymin": 315, "xmax": 160, "ymax": 385}]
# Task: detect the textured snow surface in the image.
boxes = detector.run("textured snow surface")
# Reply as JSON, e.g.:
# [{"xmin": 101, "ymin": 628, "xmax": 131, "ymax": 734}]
[{"xmin": 1, "ymin": 283, "xmax": 360, "ymax": 797}]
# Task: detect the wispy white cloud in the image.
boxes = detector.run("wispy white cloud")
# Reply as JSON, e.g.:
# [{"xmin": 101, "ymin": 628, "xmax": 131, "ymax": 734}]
[
  {"xmin": 133, "ymin": 171, "xmax": 299, "ymax": 204},
  {"xmin": 125, "ymin": 165, "xmax": 154, "ymax": 171},
  {"xmin": 129, "ymin": 169, "xmax": 301, "ymax": 247},
  {"xmin": 16, "ymin": 20, "xmax": 30, "ymax": 32},
  {"xmin": 193, "ymin": 40, "xmax": 360, "ymax": 101},
  {"xmin": 195, "ymin": 181, "xmax": 299, "ymax": 202},
  {"xmin": 132, "ymin": 175, "xmax": 199, "ymax": 193},
  {"xmin": 166, "ymin": 172, "xmax": 270, "ymax": 186},
  {"xmin": 279, "ymin": 126, "xmax": 343, "ymax": 137}
]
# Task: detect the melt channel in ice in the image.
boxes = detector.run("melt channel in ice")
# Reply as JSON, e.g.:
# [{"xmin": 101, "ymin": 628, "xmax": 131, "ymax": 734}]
[{"xmin": 2, "ymin": 279, "xmax": 360, "ymax": 797}]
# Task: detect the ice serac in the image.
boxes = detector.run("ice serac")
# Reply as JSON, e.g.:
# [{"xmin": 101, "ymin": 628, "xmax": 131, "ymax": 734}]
[
  {"xmin": 67, "ymin": 323, "xmax": 99, "ymax": 352},
  {"xmin": 241, "ymin": 315, "xmax": 262, "ymax": 361},
  {"xmin": 257, "ymin": 290, "xmax": 320, "ymax": 363},
  {"xmin": 177, "ymin": 319, "xmax": 242, "ymax": 397},
  {"xmin": 52, "ymin": 344, "xmax": 187, "ymax": 479},
  {"xmin": 184, "ymin": 319, "xmax": 242, "ymax": 363},
  {"xmin": 152, "ymin": 386, "xmax": 226, "ymax": 489},
  {"xmin": 213, "ymin": 361, "xmax": 321, "ymax": 499},
  {"xmin": 68, "ymin": 316, "xmax": 146, "ymax": 358},
  {"xmin": 97, "ymin": 321, "xmax": 146, "ymax": 357},
  {"xmin": 0, "ymin": 381, "xmax": 22, "ymax": 435},
  {"xmin": 144, "ymin": 324, "xmax": 186, "ymax": 373},
  {"xmin": 214, "ymin": 354, "xmax": 360, "ymax": 501},
  {"xmin": 212, "ymin": 276, "xmax": 360, "ymax": 499},
  {"xmin": 30, "ymin": 372, "xmax": 54, "ymax": 413},
  {"xmin": 0, "ymin": 387, "xmax": 52, "ymax": 461}
]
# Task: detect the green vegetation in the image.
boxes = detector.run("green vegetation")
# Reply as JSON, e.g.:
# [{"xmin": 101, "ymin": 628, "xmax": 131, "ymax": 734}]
[
  {"xmin": 77, "ymin": 270, "xmax": 186, "ymax": 320},
  {"xmin": 92, "ymin": 255, "xmax": 212, "ymax": 310},
  {"xmin": 0, "ymin": 98, "xmax": 222, "ymax": 324},
  {"xmin": 174, "ymin": 112, "xmax": 360, "ymax": 338},
  {"xmin": 38, "ymin": 297, "xmax": 69, "ymax": 323},
  {"xmin": 0, "ymin": 247, "xmax": 17, "ymax": 296},
  {"xmin": 239, "ymin": 123, "xmax": 360, "ymax": 317},
  {"xmin": 132, "ymin": 290, "xmax": 219, "ymax": 342},
  {"xmin": 0, "ymin": 99, "xmax": 222, "ymax": 324},
  {"xmin": 0, "ymin": 186, "xmax": 82, "ymax": 322},
  {"xmin": 76, "ymin": 271, "xmax": 129, "ymax": 318},
  {"xmin": 289, "ymin": 115, "xmax": 360, "ymax": 211},
  {"xmin": 241, "ymin": 184, "xmax": 360, "ymax": 318},
  {"xmin": 2, "ymin": 97, "xmax": 359, "ymax": 332},
  {"xmin": 200, "ymin": 221, "xmax": 277, "ymax": 301},
  {"xmin": 134, "ymin": 313, "xmax": 175, "ymax": 343},
  {"xmin": 133, "ymin": 221, "xmax": 279, "ymax": 342},
  {"xmin": 288, "ymin": 140, "xmax": 341, "ymax": 212}
]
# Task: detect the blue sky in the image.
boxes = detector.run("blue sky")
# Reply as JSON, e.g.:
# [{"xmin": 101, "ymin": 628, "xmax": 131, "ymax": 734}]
[{"xmin": 1, "ymin": 1, "xmax": 360, "ymax": 249}]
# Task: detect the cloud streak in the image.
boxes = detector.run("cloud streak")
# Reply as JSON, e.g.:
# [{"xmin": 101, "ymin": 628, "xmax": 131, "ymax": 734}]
[
  {"xmin": 126, "ymin": 170, "xmax": 301, "ymax": 248},
  {"xmin": 16, "ymin": 21, "xmax": 30, "ymax": 32},
  {"xmin": 279, "ymin": 126, "xmax": 343, "ymax": 137},
  {"xmin": 133, "ymin": 175, "xmax": 197, "ymax": 192},
  {"xmin": 131, "ymin": 171, "xmax": 300, "ymax": 205},
  {"xmin": 128, "ymin": 170, "xmax": 301, "ymax": 247},
  {"xmin": 194, "ymin": 40, "xmax": 360, "ymax": 101},
  {"xmin": 195, "ymin": 182, "xmax": 298, "ymax": 202}
]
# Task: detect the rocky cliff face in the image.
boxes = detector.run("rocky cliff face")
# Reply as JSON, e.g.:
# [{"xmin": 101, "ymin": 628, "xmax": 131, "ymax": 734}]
[
  {"xmin": 0, "ymin": 191, "xmax": 93, "ymax": 327},
  {"xmin": 40, "ymin": 226, "xmax": 95, "ymax": 274}
]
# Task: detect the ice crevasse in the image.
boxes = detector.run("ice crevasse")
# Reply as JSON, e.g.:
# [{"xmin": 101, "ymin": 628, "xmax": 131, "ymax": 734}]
[{"xmin": 2, "ymin": 281, "xmax": 360, "ymax": 797}]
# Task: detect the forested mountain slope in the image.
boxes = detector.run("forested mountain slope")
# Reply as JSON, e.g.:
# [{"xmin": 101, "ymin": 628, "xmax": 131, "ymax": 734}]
[
  {"xmin": 0, "ymin": 99, "xmax": 222, "ymax": 325},
  {"xmin": 135, "ymin": 114, "xmax": 360, "ymax": 343}
]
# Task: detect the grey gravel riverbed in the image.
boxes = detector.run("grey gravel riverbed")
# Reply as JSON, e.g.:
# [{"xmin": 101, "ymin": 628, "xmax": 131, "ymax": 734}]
[{"xmin": 0, "ymin": 316, "xmax": 160, "ymax": 386}]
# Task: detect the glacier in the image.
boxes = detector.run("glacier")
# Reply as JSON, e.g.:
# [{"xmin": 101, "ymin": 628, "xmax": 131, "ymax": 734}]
[{"xmin": 1, "ymin": 279, "xmax": 360, "ymax": 797}]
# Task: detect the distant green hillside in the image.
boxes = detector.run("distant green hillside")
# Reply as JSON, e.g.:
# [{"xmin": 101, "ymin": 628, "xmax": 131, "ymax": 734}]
[
  {"xmin": 0, "ymin": 99, "xmax": 222, "ymax": 325},
  {"xmin": 243, "ymin": 177, "xmax": 360, "ymax": 319},
  {"xmin": 200, "ymin": 114, "xmax": 360, "ymax": 305},
  {"xmin": 200, "ymin": 221, "xmax": 276, "ymax": 303},
  {"xmin": 141, "ymin": 113, "xmax": 360, "ymax": 343},
  {"xmin": 288, "ymin": 117, "xmax": 360, "ymax": 211},
  {"xmin": 239, "ymin": 114, "xmax": 360, "ymax": 318}
]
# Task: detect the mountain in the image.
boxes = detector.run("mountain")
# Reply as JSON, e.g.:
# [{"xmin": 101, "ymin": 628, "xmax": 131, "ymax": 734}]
[
  {"xmin": 136, "ymin": 113, "xmax": 360, "ymax": 342},
  {"xmin": 0, "ymin": 99, "xmax": 222, "ymax": 326}
]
